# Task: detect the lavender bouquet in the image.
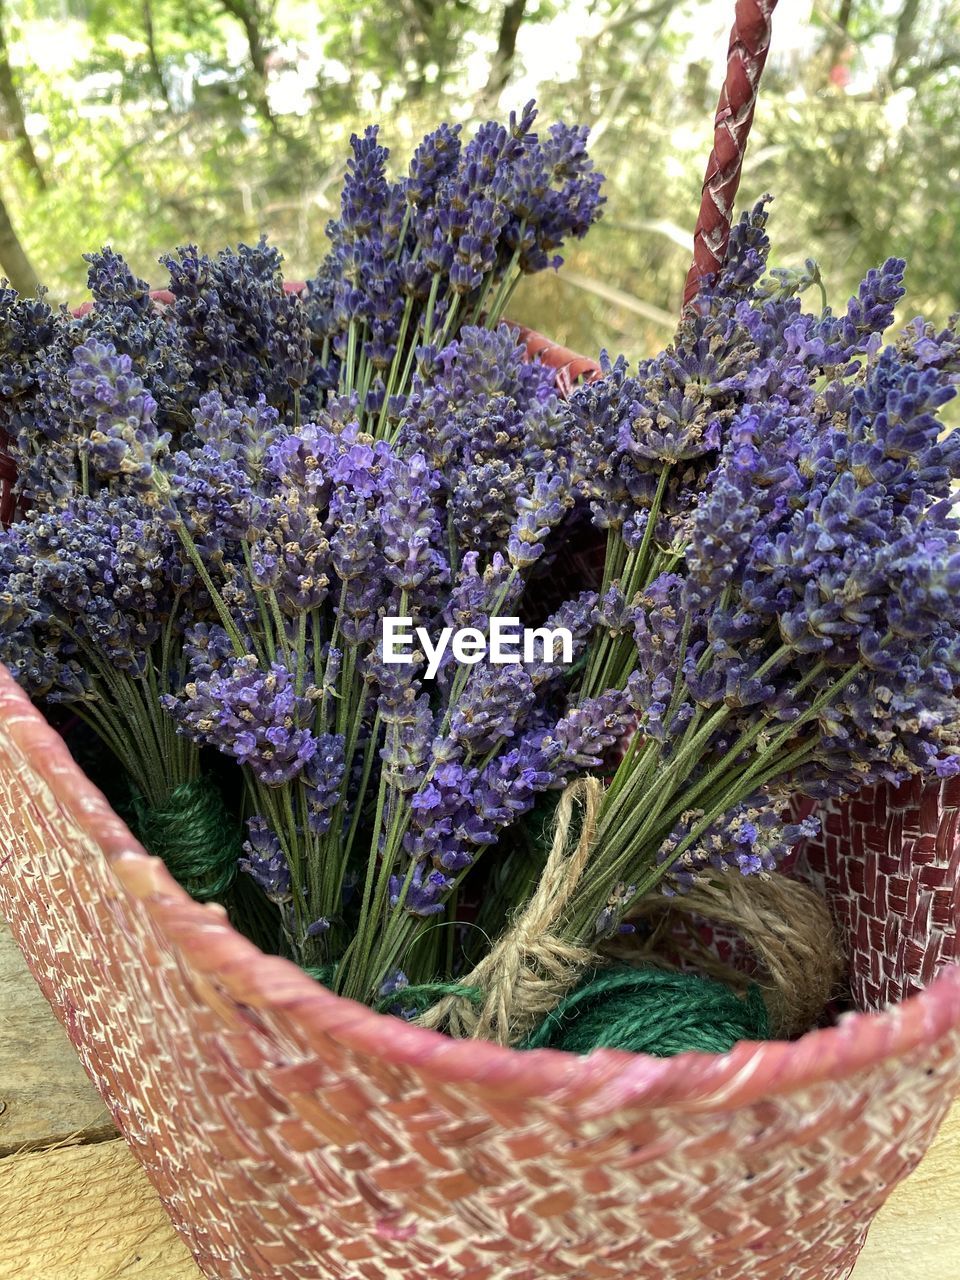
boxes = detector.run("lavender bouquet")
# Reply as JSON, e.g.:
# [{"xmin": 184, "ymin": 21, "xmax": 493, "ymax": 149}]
[
  {"xmin": 0, "ymin": 105, "xmax": 609, "ymax": 972},
  {"xmin": 365, "ymin": 203, "xmax": 960, "ymax": 1045},
  {"xmin": 2, "ymin": 110, "xmax": 960, "ymax": 1049}
]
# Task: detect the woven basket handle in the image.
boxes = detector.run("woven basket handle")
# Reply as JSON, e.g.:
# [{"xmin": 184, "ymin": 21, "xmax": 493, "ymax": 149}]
[{"xmin": 683, "ymin": 0, "xmax": 778, "ymax": 307}]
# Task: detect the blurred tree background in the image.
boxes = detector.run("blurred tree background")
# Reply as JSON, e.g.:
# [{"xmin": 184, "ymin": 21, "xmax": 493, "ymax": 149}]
[{"xmin": 0, "ymin": 0, "xmax": 957, "ymax": 357}]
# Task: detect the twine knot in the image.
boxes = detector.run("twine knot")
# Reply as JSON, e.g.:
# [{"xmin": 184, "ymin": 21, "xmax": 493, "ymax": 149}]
[{"xmin": 414, "ymin": 776, "xmax": 603, "ymax": 1045}]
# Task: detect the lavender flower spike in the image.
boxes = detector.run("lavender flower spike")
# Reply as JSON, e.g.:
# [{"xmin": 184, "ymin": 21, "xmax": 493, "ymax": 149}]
[
  {"xmin": 239, "ymin": 817, "xmax": 292, "ymax": 905},
  {"xmin": 163, "ymin": 655, "xmax": 319, "ymax": 786},
  {"xmin": 68, "ymin": 339, "xmax": 169, "ymax": 490}
]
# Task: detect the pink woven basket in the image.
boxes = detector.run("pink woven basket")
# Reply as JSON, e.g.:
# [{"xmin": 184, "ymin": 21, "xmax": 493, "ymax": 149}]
[
  {"xmin": 3, "ymin": 669, "xmax": 960, "ymax": 1280},
  {"xmin": 3, "ymin": 3, "xmax": 960, "ymax": 1276}
]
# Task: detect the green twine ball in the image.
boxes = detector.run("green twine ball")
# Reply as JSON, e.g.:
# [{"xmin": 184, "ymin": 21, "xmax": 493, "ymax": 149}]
[
  {"xmin": 303, "ymin": 964, "xmax": 339, "ymax": 986},
  {"xmin": 521, "ymin": 967, "xmax": 770, "ymax": 1057},
  {"xmin": 131, "ymin": 777, "xmax": 240, "ymax": 902}
]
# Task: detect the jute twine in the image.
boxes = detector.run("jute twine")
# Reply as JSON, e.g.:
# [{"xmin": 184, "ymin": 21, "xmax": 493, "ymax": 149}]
[
  {"xmin": 608, "ymin": 871, "xmax": 845, "ymax": 1038},
  {"xmin": 413, "ymin": 774, "xmax": 842, "ymax": 1045},
  {"xmin": 415, "ymin": 776, "xmax": 604, "ymax": 1046}
]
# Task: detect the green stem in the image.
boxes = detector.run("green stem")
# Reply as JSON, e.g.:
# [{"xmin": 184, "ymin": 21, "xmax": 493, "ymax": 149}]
[
  {"xmin": 488, "ymin": 273, "xmax": 522, "ymax": 327},
  {"xmin": 242, "ymin": 543, "xmax": 274, "ymax": 665},
  {"xmin": 575, "ymin": 662, "xmax": 864, "ymax": 937},
  {"xmin": 342, "ymin": 320, "xmax": 358, "ymax": 396},
  {"xmin": 175, "ymin": 523, "xmax": 246, "ymax": 657},
  {"xmin": 486, "ymin": 236, "xmax": 524, "ymax": 327},
  {"xmin": 436, "ymin": 292, "xmax": 462, "ymax": 348},
  {"xmin": 294, "ymin": 611, "xmax": 308, "ymax": 699},
  {"xmin": 468, "ymin": 273, "xmax": 496, "ymax": 327},
  {"xmin": 421, "ymin": 274, "xmax": 442, "ymax": 348},
  {"xmin": 376, "ymin": 294, "xmax": 416, "ymax": 439},
  {"xmin": 266, "ymin": 588, "xmax": 292, "ymax": 665}
]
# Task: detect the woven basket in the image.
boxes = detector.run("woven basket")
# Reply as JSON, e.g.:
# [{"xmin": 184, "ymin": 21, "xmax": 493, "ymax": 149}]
[
  {"xmin": 4, "ymin": 2, "xmax": 960, "ymax": 1275},
  {"xmin": 3, "ymin": 667, "xmax": 960, "ymax": 1280}
]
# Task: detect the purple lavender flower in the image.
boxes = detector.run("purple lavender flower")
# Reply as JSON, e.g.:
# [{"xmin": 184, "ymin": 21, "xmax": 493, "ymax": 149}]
[
  {"xmin": 339, "ymin": 127, "xmax": 391, "ymax": 240},
  {"xmin": 380, "ymin": 689, "xmax": 436, "ymax": 794},
  {"xmin": 567, "ymin": 354, "xmax": 641, "ymax": 531},
  {"xmin": 302, "ymin": 735, "xmax": 346, "ymax": 835},
  {"xmin": 303, "ymin": 106, "xmax": 603, "ymax": 429},
  {"xmin": 164, "ymin": 442, "xmax": 260, "ymax": 541},
  {"xmin": 161, "ymin": 239, "xmax": 310, "ymax": 408},
  {"xmin": 507, "ymin": 472, "xmax": 572, "ymax": 568},
  {"xmin": 448, "ymin": 665, "xmax": 536, "ymax": 755},
  {"xmin": 3, "ymin": 494, "xmax": 175, "ymax": 676},
  {"xmin": 656, "ymin": 800, "xmax": 821, "ymax": 896},
  {"xmin": 444, "ymin": 551, "xmax": 523, "ymax": 632},
  {"xmin": 709, "ymin": 198, "xmax": 772, "ymax": 299},
  {"xmin": 389, "ymin": 862, "xmax": 450, "ymax": 916},
  {"xmin": 189, "ymin": 392, "xmax": 283, "ymax": 476},
  {"xmin": 554, "ymin": 689, "xmax": 632, "ymax": 774},
  {"xmin": 68, "ymin": 340, "xmax": 168, "ymax": 490},
  {"xmin": 379, "ymin": 452, "xmax": 447, "ymax": 592},
  {"xmin": 163, "ymin": 655, "xmax": 319, "ymax": 785},
  {"xmin": 474, "ymin": 732, "xmax": 561, "ymax": 828},
  {"xmin": 182, "ymin": 623, "xmax": 236, "ymax": 679},
  {"xmin": 239, "ymin": 817, "xmax": 292, "ymax": 904},
  {"xmin": 405, "ymin": 123, "xmax": 463, "ymax": 210},
  {"xmin": 267, "ymin": 421, "xmax": 393, "ymax": 506},
  {"xmin": 3, "ymin": 256, "xmax": 191, "ymax": 507},
  {"xmin": 327, "ymin": 489, "xmax": 391, "ymax": 645},
  {"xmin": 524, "ymin": 591, "xmax": 598, "ymax": 687},
  {"xmin": 808, "ymin": 258, "xmax": 906, "ymax": 367},
  {"xmin": 899, "ymin": 316, "xmax": 960, "ymax": 375},
  {"xmin": 500, "ymin": 118, "xmax": 605, "ymax": 273},
  {"xmin": 250, "ymin": 491, "xmax": 331, "ymax": 614},
  {"xmin": 0, "ymin": 518, "xmax": 93, "ymax": 700}
]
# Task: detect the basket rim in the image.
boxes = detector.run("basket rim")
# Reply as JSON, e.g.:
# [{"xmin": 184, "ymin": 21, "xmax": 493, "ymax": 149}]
[{"xmin": 3, "ymin": 661, "xmax": 959, "ymax": 1114}]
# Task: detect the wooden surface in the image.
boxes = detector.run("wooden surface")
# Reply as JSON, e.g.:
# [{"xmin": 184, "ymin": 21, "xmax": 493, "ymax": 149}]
[
  {"xmin": 0, "ymin": 920, "xmax": 957, "ymax": 1280},
  {"xmin": 0, "ymin": 920, "xmax": 114, "ymax": 1157},
  {"xmin": 0, "ymin": 1140, "xmax": 202, "ymax": 1280}
]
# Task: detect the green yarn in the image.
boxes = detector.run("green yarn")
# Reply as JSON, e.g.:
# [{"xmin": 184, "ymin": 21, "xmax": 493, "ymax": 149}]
[
  {"xmin": 379, "ymin": 965, "xmax": 769, "ymax": 1057},
  {"xmin": 131, "ymin": 777, "xmax": 240, "ymax": 902},
  {"xmin": 520, "ymin": 967, "xmax": 770, "ymax": 1056},
  {"xmin": 375, "ymin": 981, "xmax": 482, "ymax": 1016},
  {"xmin": 303, "ymin": 964, "xmax": 339, "ymax": 986}
]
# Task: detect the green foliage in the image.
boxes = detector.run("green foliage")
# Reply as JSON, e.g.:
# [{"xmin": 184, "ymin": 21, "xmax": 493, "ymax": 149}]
[{"xmin": 1, "ymin": 0, "xmax": 958, "ymax": 353}]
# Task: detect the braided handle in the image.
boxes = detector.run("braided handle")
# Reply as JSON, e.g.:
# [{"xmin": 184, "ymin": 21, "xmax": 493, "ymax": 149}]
[{"xmin": 683, "ymin": 0, "xmax": 778, "ymax": 307}]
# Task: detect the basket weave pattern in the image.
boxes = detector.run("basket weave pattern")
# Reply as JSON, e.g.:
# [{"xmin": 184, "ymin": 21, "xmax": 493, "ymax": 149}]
[
  {"xmin": 798, "ymin": 777, "xmax": 960, "ymax": 1011},
  {"xmin": 2, "ymin": 667, "xmax": 960, "ymax": 1280}
]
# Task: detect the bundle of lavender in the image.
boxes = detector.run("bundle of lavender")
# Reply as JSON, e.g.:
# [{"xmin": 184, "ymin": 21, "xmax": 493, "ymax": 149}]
[{"xmin": 2, "ymin": 108, "xmax": 959, "ymax": 1053}]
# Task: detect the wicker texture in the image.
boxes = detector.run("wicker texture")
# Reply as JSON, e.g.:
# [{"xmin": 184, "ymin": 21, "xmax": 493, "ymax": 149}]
[
  {"xmin": 2, "ymin": 668, "xmax": 960, "ymax": 1280},
  {"xmin": 797, "ymin": 777, "xmax": 960, "ymax": 1012}
]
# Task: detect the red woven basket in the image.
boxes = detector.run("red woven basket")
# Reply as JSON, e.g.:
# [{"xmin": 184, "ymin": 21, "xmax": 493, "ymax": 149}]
[{"xmin": 3, "ymin": 3, "xmax": 960, "ymax": 1277}]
